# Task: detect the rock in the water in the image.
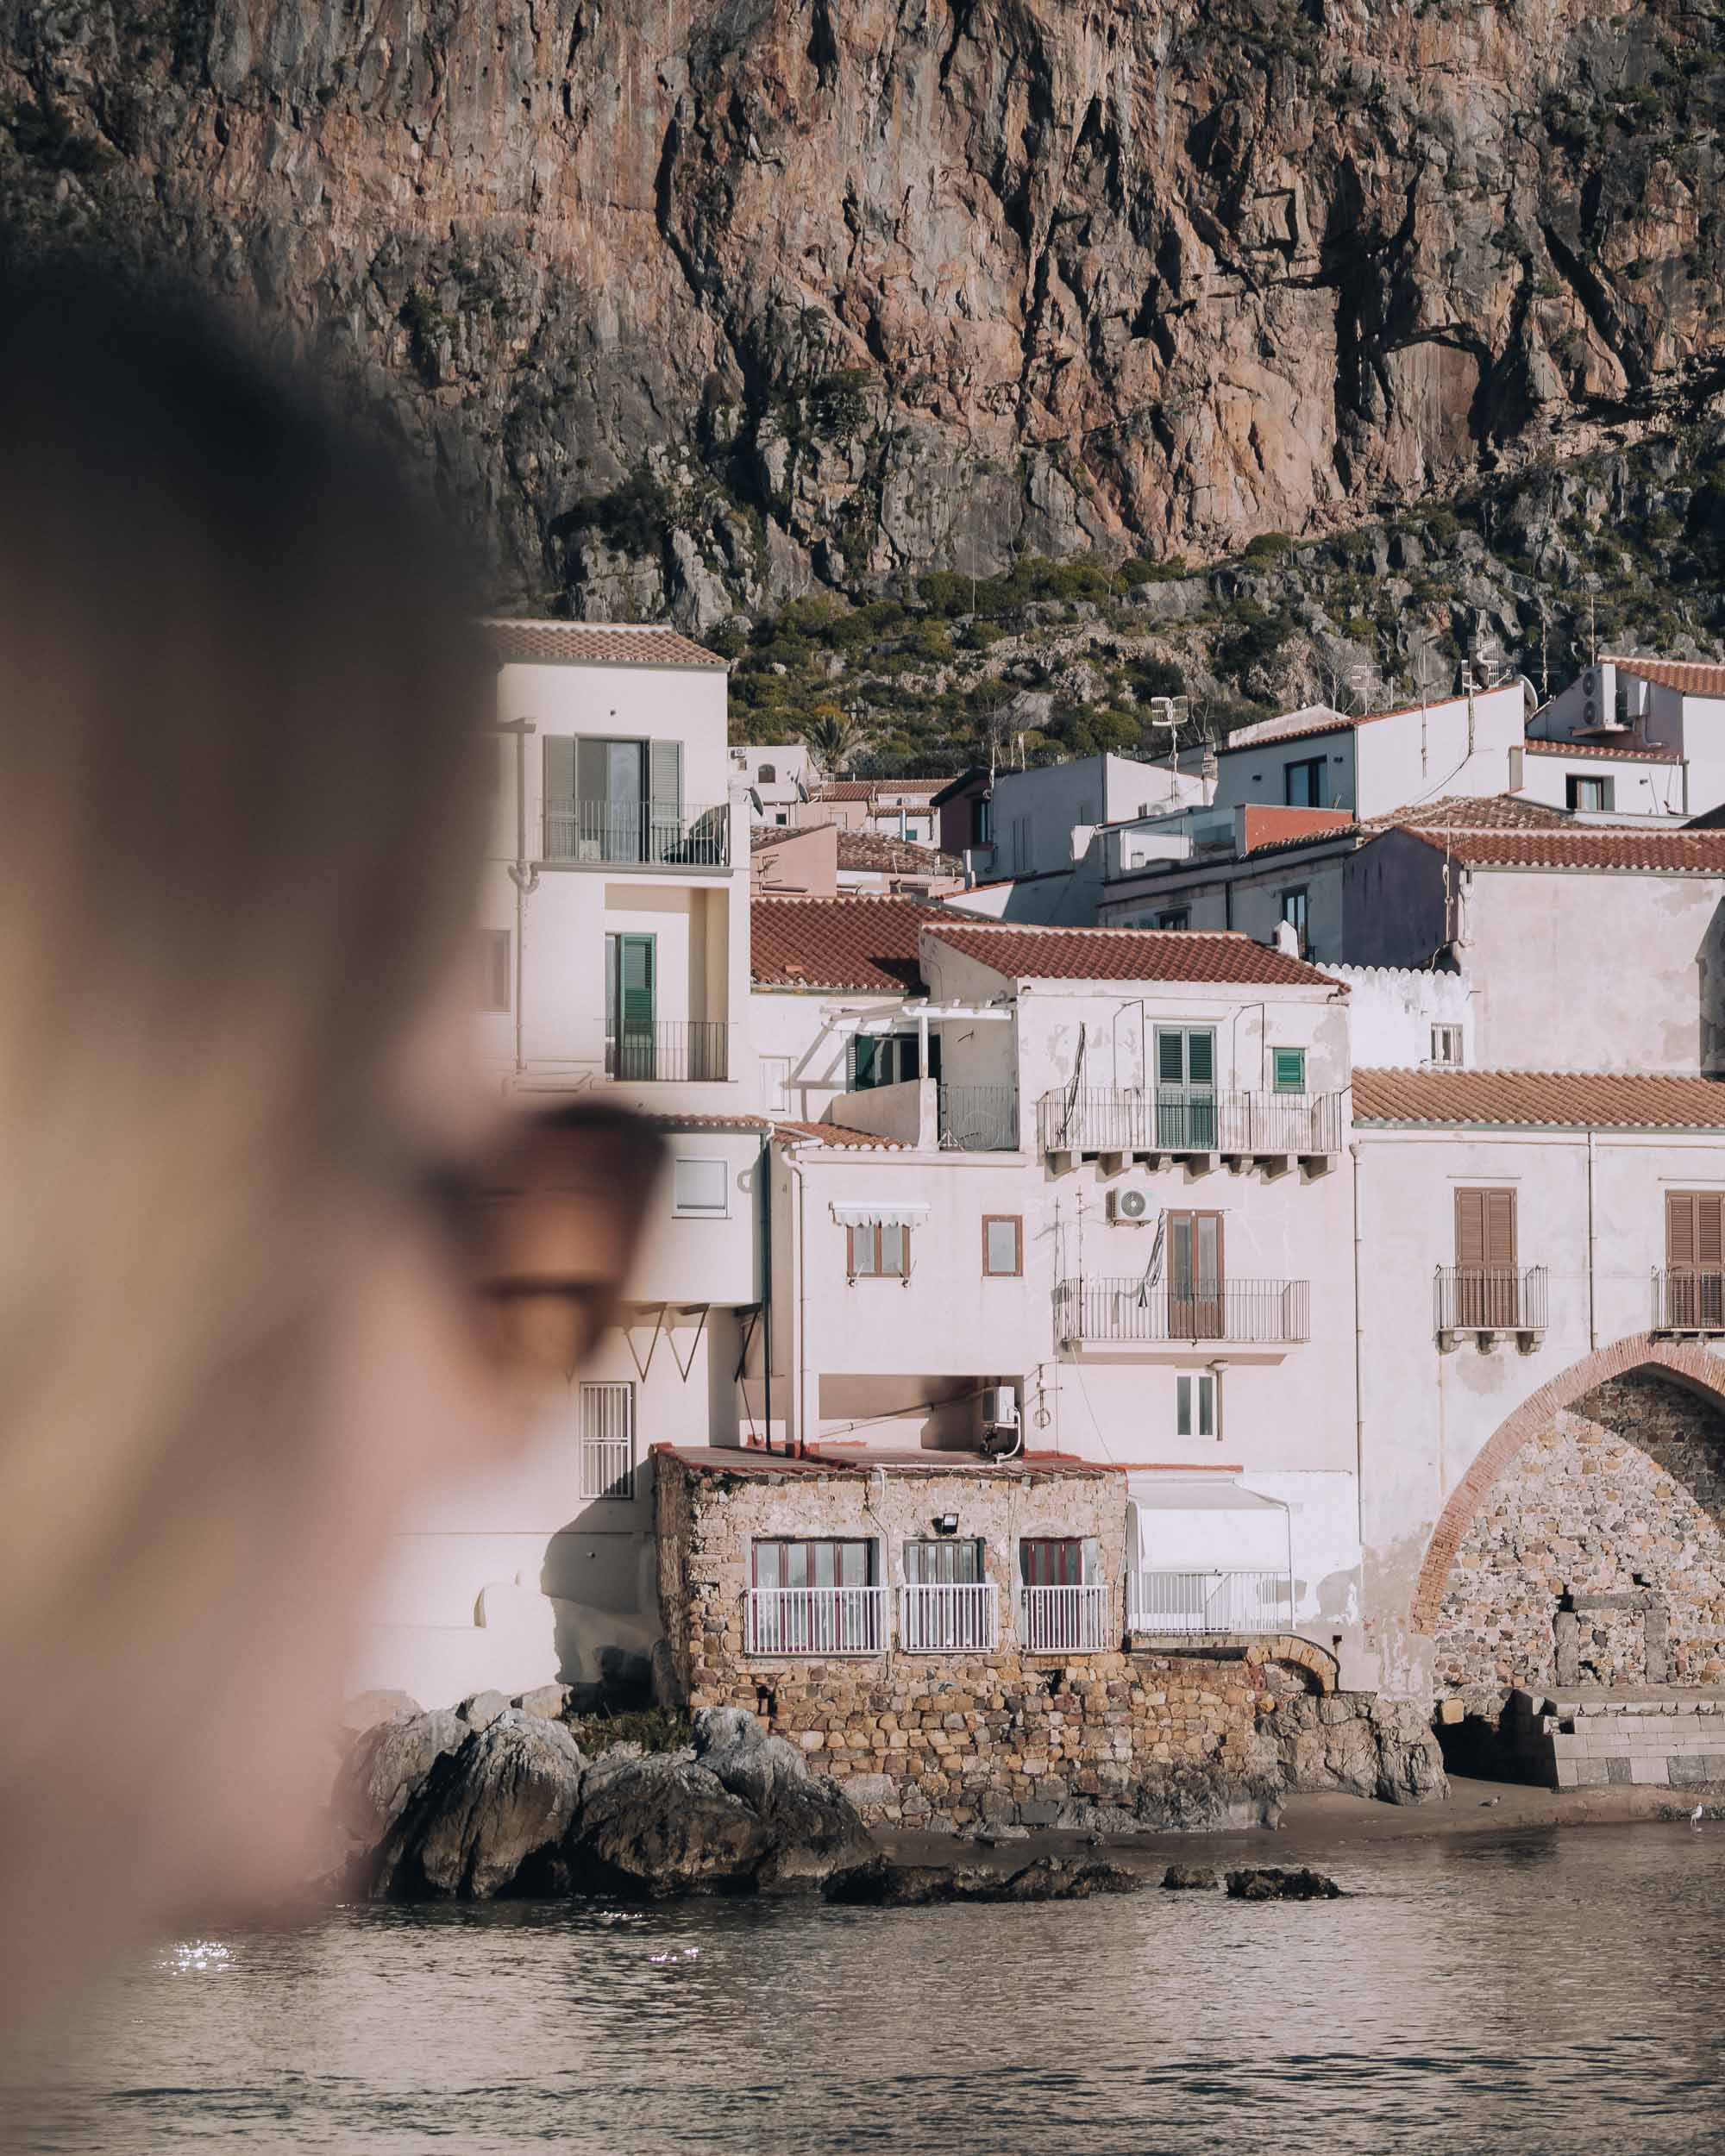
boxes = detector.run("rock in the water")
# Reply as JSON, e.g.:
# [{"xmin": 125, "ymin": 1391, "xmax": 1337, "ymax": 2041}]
[
  {"xmin": 827, "ymin": 1857, "xmax": 1145, "ymax": 1906},
  {"xmin": 564, "ymin": 1755, "xmax": 771, "ymax": 1897},
  {"xmin": 1162, "ymin": 1865, "xmax": 1220, "ymax": 1890},
  {"xmin": 1225, "ymin": 1866, "xmax": 1343, "ymax": 1902},
  {"xmin": 1271, "ymin": 1693, "xmax": 1448, "ymax": 1807},
  {"xmin": 456, "ymin": 1690, "xmax": 511, "ymax": 1732},
  {"xmin": 372, "ymin": 1712, "xmax": 586, "ymax": 1900},
  {"xmin": 333, "ymin": 1709, "xmax": 467, "ymax": 1852},
  {"xmin": 341, "ymin": 1689, "xmax": 420, "ymax": 1735}
]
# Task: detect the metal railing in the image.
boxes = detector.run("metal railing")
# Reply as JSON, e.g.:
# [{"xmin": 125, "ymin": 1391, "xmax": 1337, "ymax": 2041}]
[
  {"xmin": 938, "ymin": 1082, "xmax": 1019, "ymax": 1151},
  {"xmin": 1433, "ymin": 1265, "xmax": 1548, "ymax": 1334},
  {"xmin": 543, "ymin": 797, "xmax": 730, "ymax": 868},
  {"xmin": 1128, "ymin": 1570, "xmax": 1294, "ymax": 1636},
  {"xmin": 1016, "ymin": 1583, "xmax": 1112, "ymax": 1653},
  {"xmin": 745, "ymin": 1586, "xmax": 886, "ymax": 1658},
  {"xmin": 1038, "ymin": 1087, "xmax": 1342, "ymax": 1156},
  {"xmin": 1653, "ymin": 1269, "xmax": 1725, "ymax": 1333},
  {"xmin": 900, "ymin": 1582, "xmax": 1000, "ymax": 1653},
  {"xmin": 605, "ymin": 1019, "xmax": 730, "ymax": 1082},
  {"xmin": 578, "ymin": 1437, "xmax": 635, "ymax": 1502},
  {"xmin": 1055, "ymin": 1276, "xmax": 1309, "ymax": 1345}
]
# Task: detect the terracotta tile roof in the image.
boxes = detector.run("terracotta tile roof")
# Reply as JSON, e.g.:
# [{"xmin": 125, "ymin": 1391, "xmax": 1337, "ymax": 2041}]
[
  {"xmin": 1604, "ymin": 654, "xmax": 1725, "ymax": 697},
  {"xmin": 643, "ymin": 1112, "xmax": 771, "ymax": 1132},
  {"xmin": 1397, "ymin": 827, "xmax": 1725, "ymax": 873},
  {"xmin": 1364, "ymin": 794, "xmax": 1574, "ymax": 832},
  {"xmin": 479, "ymin": 618, "xmax": 725, "ymax": 668},
  {"xmin": 1353, "ymin": 1069, "xmax": 1725, "ymax": 1130},
  {"xmin": 750, "ymin": 895, "xmax": 942, "ymax": 991},
  {"xmin": 815, "ymin": 778, "xmax": 951, "ymax": 801},
  {"xmin": 834, "ymin": 829, "xmax": 963, "ymax": 877},
  {"xmin": 923, "ymin": 922, "xmax": 1343, "ymax": 989},
  {"xmin": 1239, "ymin": 806, "xmax": 1355, "ymax": 853},
  {"xmin": 655, "ymin": 1444, "xmax": 1120, "ymax": 1479},
  {"xmin": 770, "ymin": 1119, "xmax": 911, "ymax": 1150},
  {"xmin": 1522, "ymin": 737, "xmax": 1681, "ymax": 763}
]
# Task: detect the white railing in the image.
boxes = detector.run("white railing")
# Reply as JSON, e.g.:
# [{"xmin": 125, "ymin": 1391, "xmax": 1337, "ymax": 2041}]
[
  {"xmin": 900, "ymin": 1582, "xmax": 1000, "ymax": 1653},
  {"xmin": 1016, "ymin": 1583, "xmax": 1112, "ymax": 1653},
  {"xmin": 1127, "ymin": 1570, "xmax": 1294, "ymax": 1636},
  {"xmin": 745, "ymin": 1586, "xmax": 887, "ymax": 1658}
]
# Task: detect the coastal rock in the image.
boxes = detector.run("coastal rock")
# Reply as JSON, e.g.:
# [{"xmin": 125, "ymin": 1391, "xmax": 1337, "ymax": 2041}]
[
  {"xmin": 456, "ymin": 1690, "xmax": 510, "ymax": 1732},
  {"xmin": 827, "ymin": 1857, "xmax": 1145, "ymax": 1907},
  {"xmin": 512, "ymin": 1684, "xmax": 571, "ymax": 1720},
  {"xmin": 372, "ymin": 1713, "xmax": 586, "ymax": 1901},
  {"xmin": 1226, "ymin": 1867, "xmax": 1343, "ymax": 1902},
  {"xmin": 340, "ymin": 1689, "xmax": 420, "ymax": 1735},
  {"xmin": 1162, "ymin": 1865, "xmax": 1220, "ymax": 1891},
  {"xmin": 1272, "ymin": 1695, "xmax": 1449, "ymax": 1808},
  {"xmin": 563, "ymin": 1756, "xmax": 772, "ymax": 1897},
  {"xmin": 1134, "ymin": 1771, "xmax": 1285, "ymax": 1833},
  {"xmin": 333, "ymin": 1708, "xmax": 467, "ymax": 1852}
]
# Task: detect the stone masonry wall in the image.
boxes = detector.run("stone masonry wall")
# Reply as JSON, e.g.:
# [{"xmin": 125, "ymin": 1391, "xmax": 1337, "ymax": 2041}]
[
  {"xmin": 1433, "ymin": 1373, "xmax": 1725, "ymax": 1711},
  {"xmin": 654, "ymin": 1452, "xmax": 1334, "ymax": 1832}
]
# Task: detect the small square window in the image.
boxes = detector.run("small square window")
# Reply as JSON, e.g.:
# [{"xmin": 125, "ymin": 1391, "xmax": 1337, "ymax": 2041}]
[
  {"xmin": 674, "ymin": 1156, "xmax": 729, "ymax": 1217},
  {"xmin": 982, "ymin": 1215, "xmax": 1023, "ymax": 1276},
  {"xmin": 1429, "ymin": 1024, "xmax": 1464, "ymax": 1067},
  {"xmin": 1271, "ymin": 1048, "xmax": 1307, "ymax": 1094},
  {"xmin": 1176, "ymin": 1372, "xmax": 1217, "ymax": 1438},
  {"xmin": 1566, "ymin": 774, "xmax": 1614, "ymax": 812},
  {"xmin": 1156, "ymin": 908, "xmax": 1190, "ymax": 931}
]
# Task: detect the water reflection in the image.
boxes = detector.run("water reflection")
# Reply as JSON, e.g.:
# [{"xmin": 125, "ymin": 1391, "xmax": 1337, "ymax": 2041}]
[{"xmin": 9, "ymin": 1827, "xmax": 1725, "ymax": 2154}]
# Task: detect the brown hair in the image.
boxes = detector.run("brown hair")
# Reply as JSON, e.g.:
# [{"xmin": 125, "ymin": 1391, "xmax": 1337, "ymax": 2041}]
[{"xmin": 0, "ymin": 257, "xmax": 492, "ymax": 2009}]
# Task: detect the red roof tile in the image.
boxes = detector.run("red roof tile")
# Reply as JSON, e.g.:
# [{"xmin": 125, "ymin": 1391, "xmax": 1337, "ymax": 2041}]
[
  {"xmin": 1239, "ymin": 806, "xmax": 1355, "ymax": 853},
  {"xmin": 1522, "ymin": 737, "xmax": 1681, "ymax": 763},
  {"xmin": 814, "ymin": 778, "xmax": 951, "ymax": 801},
  {"xmin": 1604, "ymin": 654, "xmax": 1725, "ymax": 697},
  {"xmin": 771, "ymin": 1119, "xmax": 911, "ymax": 1149},
  {"xmin": 750, "ymin": 895, "xmax": 943, "ymax": 990},
  {"xmin": 834, "ymin": 829, "xmax": 964, "ymax": 877},
  {"xmin": 1397, "ymin": 827, "xmax": 1725, "ymax": 873},
  {"xmin": 923, "ymin": 922, "xmax": 1343, "ymax": 988},
  {"xmin": 480, "ymin": 618, "xmax": 725, "ymax": 668},
  {"xmin": 1354, "ymin": 1069, "xmax": 1725, "ymax": 1130}
]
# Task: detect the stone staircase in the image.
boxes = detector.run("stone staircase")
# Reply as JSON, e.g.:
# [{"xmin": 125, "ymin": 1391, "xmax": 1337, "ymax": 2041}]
[{"xmin": 1507, "ymin": 1686, "xmax": 1725, "ymax": 1789}]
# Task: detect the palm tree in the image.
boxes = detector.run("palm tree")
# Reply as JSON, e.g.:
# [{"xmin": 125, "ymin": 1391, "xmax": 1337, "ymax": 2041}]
[{"xmin": 796, "ymin": 705, "xmax": 864, "ymax": 775}]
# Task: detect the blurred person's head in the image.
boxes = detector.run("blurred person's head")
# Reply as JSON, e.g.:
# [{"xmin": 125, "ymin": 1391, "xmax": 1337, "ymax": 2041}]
[{"xmin": 0, "ymin": 254, "xmax": 651, "ymax": 2030}]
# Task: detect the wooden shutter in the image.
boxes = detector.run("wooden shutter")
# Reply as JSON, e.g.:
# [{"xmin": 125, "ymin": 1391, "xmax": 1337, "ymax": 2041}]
[
  {"xmin": 1456, "ymin": 1188, "xmax": 1515, "ymax": 1267},
  {"xmin": 1187, "ymin": 1030, "xmax": 1214, "ymax": 1087},
  {"xmin": 543, "ymin": 735, "xmax": 575, "ymax": 801},
  {"xmin": 618, "ymin": 934, "xmax": 655, "ymax": 1026},
  {"xmin": 649, "ymin": 737, "xmax": 683, "ymax": 813},
  {"xmin": 1668, "ymin": 1193, "xmax": 1725, "ymax": 1268},
  {"xmin": 1157, "ymin": 1029, "xmax": 1186, "ymax": 1087}
]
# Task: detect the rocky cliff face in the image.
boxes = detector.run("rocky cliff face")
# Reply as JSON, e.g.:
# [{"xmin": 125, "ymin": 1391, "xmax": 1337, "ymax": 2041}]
[{"xmin": 2, "ymin": 1, "xmax": 1721, "ymax": 624}]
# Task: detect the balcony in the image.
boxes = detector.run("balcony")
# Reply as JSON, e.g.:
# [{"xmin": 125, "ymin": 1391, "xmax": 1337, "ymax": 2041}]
[
  {"xmin": 1653, "ymin": 1269, "xmax": 1725, "ymax": 1337},
  {"xmin": 937, "ymin": 1082, "xmax": 1019, "ymax": 1151},
  {"xmin": 605, "ymin": 1019, "xmax": 730, "ymax": 1083},
  {"xmin": 542, "ymin": 797, "xmax": 731, "ymax": 869},
  {"xmin": 1434, "ymin": 1265, "xmax": 1547, "ymax": 1348},
  {"xmin": 1055, "ymin": 1276, "xmax": 1309, "ymax": 1347},
  {"xmin": 745, "ymin": 1586, "xmax": 887, "ymax": 1658},
  {"xmin": 1038, "ymin": 1087, "xmax": 1342, "ymax": 1164},
  {"xmin": 1127, "ymin": 1569, "xmax": 1294, "ymax": 1636},
  {"xmin": 900, "ymin": 1582, "xmax": 1000, "ymax": 1653},
  {"xmin": 1016, "ymin": 1583, "xmax": 1112, "ymax": 1654}
]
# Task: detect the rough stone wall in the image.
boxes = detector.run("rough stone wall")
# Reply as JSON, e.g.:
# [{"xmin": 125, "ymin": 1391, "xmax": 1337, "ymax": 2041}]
[
  {"xmin": 654, "ymin": 1452, "xmax": 1334, "ymax": 1830},
  {"xmin": 1433, "ymin": 1373, "xmax": 1725, "ymax": 1710}
]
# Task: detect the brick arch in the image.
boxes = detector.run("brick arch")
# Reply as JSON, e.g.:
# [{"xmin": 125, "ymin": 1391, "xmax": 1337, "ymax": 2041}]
[{"xmin": 1410, "ymin": 1335, "xmax": 1725, "ymax": 1636}]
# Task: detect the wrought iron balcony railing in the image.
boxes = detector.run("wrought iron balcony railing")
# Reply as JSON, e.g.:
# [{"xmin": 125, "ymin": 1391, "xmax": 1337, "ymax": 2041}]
[
  {"xmin": 1433, "ymin": 1265, "xmax": 1548, "ymax": 1336},
  {"xmin": 1055, "ymin": 1276, "xmax": 1309, "ymax": 1345},
  {"xmin": 1653, "ymin": 1269, "xmax": 1725, "ymax": 1335},
  {"xmin": 937, "ymin": 1082, "xmax": 1019, "ymax": 1151},
  {"xmin": 543, "ymin": 797, "xmax": 730, "ymax": 868},
  {"xmin": 1038, "ymin": 1087, "xmax": 1342, "ymax": 1157},
  {"xmin": 605, "ymin": 1020, "xmax": 730, "ymax": 1083}
]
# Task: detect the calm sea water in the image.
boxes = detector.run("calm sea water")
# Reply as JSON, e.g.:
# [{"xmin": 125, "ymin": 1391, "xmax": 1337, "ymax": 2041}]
[{"xmin": 9, "ymin": 1827, "xmax": 1725, "ymax": 2155}]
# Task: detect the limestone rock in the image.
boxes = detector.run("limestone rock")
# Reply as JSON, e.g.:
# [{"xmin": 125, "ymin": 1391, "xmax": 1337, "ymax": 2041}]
[
  {"xmin": 333, "ymin": 1709, "xmax": 467, "ymax": 1852},
  {"xmin": 1226, "ymin": 1866, "xmax": 1343, "ymax": 1902},
  {"xmin": 512, "ymin": 1683, "xmax": 571, "ymax": 1720},
  {"xmin": 563, "ymin": 1756, "xmax": 771, "ymax": 1897},
  {"xmin": 372, "ymin": 1712, "xmax": 586, "ymax": 1901},
  {"xmin": 456, "ymin": 1690, "xmax": 510, "ymax": 1731}
]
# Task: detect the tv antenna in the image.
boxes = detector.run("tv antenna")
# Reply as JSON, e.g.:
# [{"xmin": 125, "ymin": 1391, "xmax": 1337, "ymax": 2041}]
[{"xmin": 1346, "ymin": 663, "xmax": 1378, "ymax": 715}]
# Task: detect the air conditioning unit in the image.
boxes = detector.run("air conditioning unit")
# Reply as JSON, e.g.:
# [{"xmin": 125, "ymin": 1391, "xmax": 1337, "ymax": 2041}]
[
  {"xmin": 982, "ymin": 1385, "xmax": 1019, "ymax": 1431},
  {"xmin": 1584, "ymin": 670, "xmax": 1596, "ymax": 696},
  {"xmin": 1108, "ymin": 1188, "xmax": 1153, "ymax": 1225}
]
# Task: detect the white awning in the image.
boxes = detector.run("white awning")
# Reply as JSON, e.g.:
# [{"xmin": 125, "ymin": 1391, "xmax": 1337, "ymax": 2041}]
[
  {"xmin": 1126, "ymin": 1474, "xmax": 1289, "ymax": 1572},
  {"xmin": 830, "ymin": 1200, "xmax": 932, "ymax": 1227}
]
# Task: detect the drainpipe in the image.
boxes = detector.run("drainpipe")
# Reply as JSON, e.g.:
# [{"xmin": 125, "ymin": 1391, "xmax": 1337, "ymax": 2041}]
[
  {"xmin": 787, "ymin": 1147, "xmax": 814, "ymax": 1457},
  {"xmin": 498, "ymin": 717, "xmax": 538, "ymax": 1076},
  {"xmin": 1586, "ymin": 1127, "xmax": 1598, "ymax": 1351},
  {"xmin": 1349, "ymin": 1136, "xmax": 1366, "ymax": 1554},
  {"xmin": 759, "ymin": 1133, "xmax": 774, "ymax": 1453}
]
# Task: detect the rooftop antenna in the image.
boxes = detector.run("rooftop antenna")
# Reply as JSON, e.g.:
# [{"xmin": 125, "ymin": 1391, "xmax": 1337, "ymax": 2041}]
[
  {"xmin": 1146, "ymin": 694, "xmax": 1189, "ymax": 800},
  {"xmin": 1346, "ymin": 662, "xmax": 1377, "ymax": 715}
]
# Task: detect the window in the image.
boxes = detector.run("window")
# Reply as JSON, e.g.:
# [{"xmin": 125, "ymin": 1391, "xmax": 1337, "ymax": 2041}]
[
  {"xmin": 775, "ymin": 810, "xmax": 788, "ymax": 825},
  {"xmin": 1167, "ymin": 1211, "xmax": 1225, "ymax": 1339},
  {"xmin": 982, "ymin": 1215, "xmax": 1023, "ymax": 1276},
  {"xmin": 1176, "ymin": 1371, "xmax": 1217, "ymax": 1438},
  {"xmin": 674, "ymin": 1156, "xmax": 729, "ymax": 1217},
  {"xmin": 1279, "ymin": 887, "xmax": 1309, "ymax": 949},
  {"xmin": 762, "ymin": 1056, "xmax": 792, "ymax": 1113},
  {"xmin": 848, "ymin": 1221, "xmax": 910, "ymax": 1277},
  {"xmin": 1566, "ymin": 774, "xmax": 1614, "ymax": 812},
  {"xmin": 1429, "ymin": 1024, "xmax": 1463, "ymax": 1067},
  {"xmin": 1284, "ymin": 755, "xmax": 1329, "ymax": 808},
  {"xmin": 578, "ymin": 1381, "xmax": 635, "ymax": 1500},
  {"xmin": 1155, "ymin": 1027, "xmax": 1217, "ymax": 1148},
  {"xmin": 975, "ymin": 795, "xmax": 994, "ymax": 846},
  {"xmin": 903, "ymin": 1538, "xmax": 992, "ymax": 1649},
  {"xmin": 759, "ymin": 763, "xmax": 776, "ymax": 784},
  {"xmin": 1156, "ymin": 908, "xmax": 1190, "ymax": 931},
  {"xmin": 1019, "ymin": 1537, "xmax": 1088, "ymax": 1586},
  {"xmin": 605, "ymin": 931, "xmax": 656, "ymax": 1077},
  {"xmin": 750, "ymin": 1538, "xmax": 881, "ymax": 1653},
  {"xmin": 543, "ymin": 735, "xmax": 685, "ymax": 863},
  {"xmin": 1017, "ymin": 1537, "xmax": 1106, "ymax": 1649},
  {"xmin": 906, "ymin": 1538, "xmax": 984, "ymax": 1584},
  {"xmin": 1665, "ymin": 1192, "xmax": 1725, "ymax": 1328},
  {"xmin": 1271, "ymin": 1047, "xmax": 1307, "ymax": 1094},
  {"xmin": 1453, "ymin": 1187, "xmax": 1517, "ymax": 1327},
  {"xmin": 849, "ymin": 1031, "xmax": 938, "ymax": 1089},
  {"xmin": 479, "ymin": 928, "xmax": 511, "ymax": 1012}
]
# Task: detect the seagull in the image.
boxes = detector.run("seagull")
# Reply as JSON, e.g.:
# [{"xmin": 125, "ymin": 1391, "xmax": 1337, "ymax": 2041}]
[
  {"xmin": 1479, "ymin": 1796, "xmax": 1501, "ymax": 1808},
  {"xmin": 1692, "ymin": 1804, "xmax": 1706, "ymax": 1827}
]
